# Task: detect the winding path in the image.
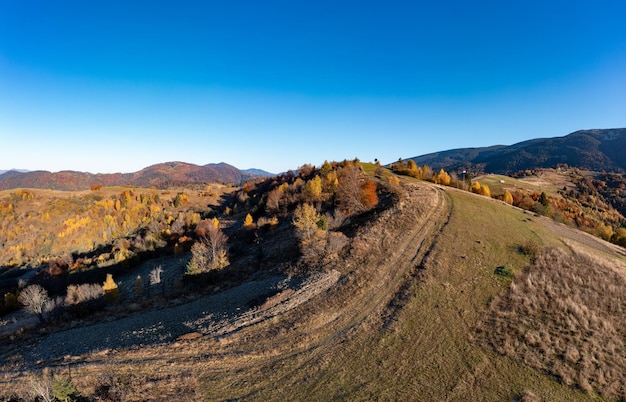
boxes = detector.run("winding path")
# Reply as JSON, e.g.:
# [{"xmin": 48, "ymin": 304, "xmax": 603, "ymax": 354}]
[{"xmin": 1, "ymin": 181, "xmax": 450, "ymax": 399}]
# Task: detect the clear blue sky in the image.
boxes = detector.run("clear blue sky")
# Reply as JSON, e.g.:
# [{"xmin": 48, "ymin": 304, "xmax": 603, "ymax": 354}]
[{"xmin": 1, "ymin": 1, "xmax": 625, "ymax": 174}]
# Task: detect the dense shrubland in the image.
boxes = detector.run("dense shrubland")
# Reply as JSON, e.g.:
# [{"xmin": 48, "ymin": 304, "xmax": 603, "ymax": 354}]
[
  {"xmin": 0, "ymin": 188, "xmax": 207, "ymax": 270},
  {"xmin": 0, "ymin": 186, "xmax": 219, "ymax": 316},
  {"xmin": 513, "ymin": 168, "xmax": 626, "ymax": 246},
  {"xmin": 189, "ymin": 158, "xmax": 384, "ymax": 276}
]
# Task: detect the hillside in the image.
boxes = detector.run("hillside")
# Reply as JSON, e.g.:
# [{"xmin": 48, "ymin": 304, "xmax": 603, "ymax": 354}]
[
  {"xmin": 408, "ymin": 128, "xmax": 626, "ymax": 174},
  {"xmin": 0, "ymin": 162, "xmax": 272, "ymax": 191},
  {"xmin": 1, "ymin": 165, "xmax": 625, "ymax": 401}
]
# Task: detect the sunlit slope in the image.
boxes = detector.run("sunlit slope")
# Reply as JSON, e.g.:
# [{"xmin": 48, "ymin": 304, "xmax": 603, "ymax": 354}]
[
  {"xmin": 3, "ymin": 180, "xmax": 623, "ymax": 401},
  {"xmin": 192, "ymin": 185, "xmax": 608, "ymax": 401}
]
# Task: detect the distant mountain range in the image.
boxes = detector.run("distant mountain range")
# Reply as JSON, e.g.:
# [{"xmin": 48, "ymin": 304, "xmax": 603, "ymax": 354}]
[
  {"xmin": 0, "ymin": 162, "xmax": 274, "ymax": 191},
  {"xmin": 407, "ymin": 128, "xmax": 626, "ymax": 174},
  {"xmin": 0, "ymin": 169, "xmax": 29, "ymax": 175}
]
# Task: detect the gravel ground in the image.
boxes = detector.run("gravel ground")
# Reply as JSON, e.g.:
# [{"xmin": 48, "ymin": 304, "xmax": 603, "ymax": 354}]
[{"xmin": 24, "ymin": 269, "xmax": 340, "ymax": 363}]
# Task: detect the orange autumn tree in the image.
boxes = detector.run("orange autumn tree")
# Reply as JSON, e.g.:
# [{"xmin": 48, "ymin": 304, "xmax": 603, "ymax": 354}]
[
  {"xmin": 336, "ymin": 165, "xmax": 378, "ymax": 213},
  {"xmin": 362, "ymin": 180, "xmax": 378, "ymax": 209}
]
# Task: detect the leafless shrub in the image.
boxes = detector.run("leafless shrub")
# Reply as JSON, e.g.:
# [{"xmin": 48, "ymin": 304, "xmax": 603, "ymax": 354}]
[
  {"xmin": 297, "ymin": 163, "xmax": 315, "ymax": 177},
  {"xmin": 93, "ymin": 372, "xmax": 128, "ymax": 402},
  {"xmin": 476, "ymin": 247, "xmax": 626, "ymax": 400},
  {"xmin": 147, "ymin": 219, "xmax": 164, "ymax": 236},
  {"xmin": 186, "ymin": 226, "xmax": 229, "ymax": 275},
  {"xmin": 326, "ymin": 231, "xmax": 348, "ymax": 256},
  {"xmin": 132, "ymin": 235, "xmax": 149, "ymax": 253},
  {"xmin": 299, "ymin": 233, "xmax": 327, "ymax": 267},
  {"xmin": 266, "ymin": 188, "xmax": 282, "ymax": 212},
  {"xmin": 65, "ymin": 283, "xmax": 104, "ymax": 306},
  {"xmin": 170, "ymin": 214, "xmax": 186, "ymax": 235},
  {"xmin": 149, "ymin": 266, "xmax": 163, "ymax": 286},
  {"xmin": 18, "ymin": 285, "xmax": 50, "ymax": 322},
  {"xmin": 325, "ymin": 210, "xmax": 346, "ymax": 230},
  {"xmin": 256, "ymin": 216, "xmax": 275, "ymax": 227},
  {"xmin": 149, "ymin": 265, "xmax": 165, "ymax": 296},
  {"xmin": 28, "ymin": 374, "xmax": 53, "ymax": 402},
  {"xmin": 336, "ymin": 165, "xmax": 367, "ymax": 214}
]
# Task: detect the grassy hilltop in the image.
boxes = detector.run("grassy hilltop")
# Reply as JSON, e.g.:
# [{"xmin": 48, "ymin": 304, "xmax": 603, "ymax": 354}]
[{"xmin": 0, "ymin": 161, "xmax": 625, "ymax": 401}]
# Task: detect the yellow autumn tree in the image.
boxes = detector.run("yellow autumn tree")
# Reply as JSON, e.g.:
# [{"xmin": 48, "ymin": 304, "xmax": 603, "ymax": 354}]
[
  {"xmin": 471, "ymin": 181, "xmax": 482, "ymax": 194},
  {"xmin": 292, "ymin": 203, "xmax": 321, "ymax": 241},
  {"xmin": 244, "ymin": 213, "xmax": 254, "ymax": 228},
  {"xmin": 479, "ymin": 184, "xmax": 491, "ymax": 198},
  {"xmin": 319, "ymin": 160, "xmax": 333, "ymax": 177},
  {"xmin": 388, "ymin": 175, "xmax": 400, "ymax": 186},
  {"xmin": 407, "ymin": 159, "xmax": 419, "ymax": 177},
  {"xmin": 103, "ymin": 273, "xmax": 119, "ymax": 302},
  {"xmin": 435, "ymin": 169, "xmax": 451, "ymax": 185},
  {"xmin": 305, "ymin": 175, "xmax": 323, "ymax": 201},
  {"xmin": 103, "ymin": 273, "xmax": 118, "ymax": 292},
  {"xmin": 503, "ymin": 190, "xmax": 514, "ymax": 204},
  {"xmin": 325, "ymin": 171, "xmax": 339, "ymax": 192}
]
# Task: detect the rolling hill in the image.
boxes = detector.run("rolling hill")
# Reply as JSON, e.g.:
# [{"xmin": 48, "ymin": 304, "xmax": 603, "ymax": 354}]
[
  {"xmin": 0, "ymin": 162, "xmax": 274, "ymax": 191},
  {"xmin": 2, "ymin": 170, "xmax": 625, "ymax": 400},
  {"xmin": 1, "ymin": 162, "xmax": 625, "ymax": 400},
  {"xmin": 407, "ymin": 128, "xmax": 626, "ymax": 174}
]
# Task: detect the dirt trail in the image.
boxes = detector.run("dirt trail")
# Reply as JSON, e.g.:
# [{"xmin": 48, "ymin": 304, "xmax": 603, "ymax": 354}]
[
  {"xmin": 0, "ymin": 180, "xmax": 450, "ymax": 398},
  {"xmin": 17, "ymin": 270, "xmax": 340, "ymax": 364}
]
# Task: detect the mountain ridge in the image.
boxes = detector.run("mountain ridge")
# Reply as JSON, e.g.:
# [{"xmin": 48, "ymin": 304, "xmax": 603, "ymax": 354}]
[
  {"xmin": 407, "ymin": 128, "xmax": 626, "ymax": 174},
  {"xmin": 0, "ymin": 162, "xmax": 275, "ymax": 191}
]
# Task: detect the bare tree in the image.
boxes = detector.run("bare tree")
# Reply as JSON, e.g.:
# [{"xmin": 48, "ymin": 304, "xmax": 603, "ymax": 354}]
[
  {"xmin": 28, "ymin": 375, "xmax": 53, "ymax": 402},
  {"xmin": 149, "ymin": 265, "xmax": 165, "ymax": 296},
  {"xmin": 266, "ymin": 188, "xmax": 282, "ymax": 212},
  {"xmin": 18, "ymin": 284, "xmax": 50, "ymax": 322},
  {"xmin": 336, "ymin": 165, "xmax": 367, "ymax": 214},
  {"xmin": 186, "ymin": 225, "xmax": 229, "ymax": 275},
  {"xmin": 65, "ymin": 283, "xmax": 104, "ymax": 305},
  {"xmin": 149, "ymin": 265, "xmax": 163, "ymax": 286}
]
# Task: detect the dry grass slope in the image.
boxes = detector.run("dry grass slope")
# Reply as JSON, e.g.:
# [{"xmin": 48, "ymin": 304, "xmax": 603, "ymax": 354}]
[{"xmin": 477, "ymin": 247, "xmax": 626, "ymax": 399}]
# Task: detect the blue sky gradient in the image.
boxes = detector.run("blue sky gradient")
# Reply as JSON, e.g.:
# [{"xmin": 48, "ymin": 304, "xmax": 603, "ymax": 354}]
[{"xmin": 1, "ymin": 1, "xmax": 625, "ymax": 173}]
